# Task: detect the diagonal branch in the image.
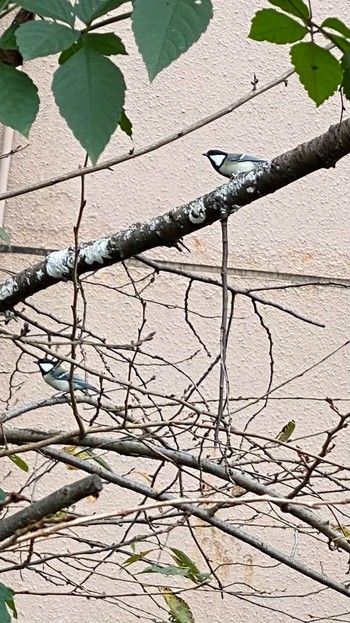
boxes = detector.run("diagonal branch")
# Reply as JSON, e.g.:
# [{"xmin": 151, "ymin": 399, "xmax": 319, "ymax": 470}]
[
  {"xmin": 36, "ymin": 447, "xmax": 350, "ymax": 598},
  {"xmin": 2, "ymin": 427, "xmax": 350, "ymax": 555},
  {"xmin": 0, "ymin": 117, "xmax": 349, "ymax": 313},
  {"xmin": 0, "ymin": 474, "xmax": 103, "ymax": 542}
]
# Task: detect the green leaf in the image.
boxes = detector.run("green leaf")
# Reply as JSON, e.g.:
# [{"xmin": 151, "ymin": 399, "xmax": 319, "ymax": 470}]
[
  {"xmin": 90, "ymin": 453, "xmax": 112, "ymax": 471},
  {"xmin": 84, "ymin": 33, "xmax": 126, "ymax": 56},
  {"xmin": 142, "ymin": 564, "xmax": 189, "ymax": 577},
  {"xmin": 249, "ymin": 9, "xmax": 307, "ymax": 44},
  {"xmin": 290, "ymin": 42, "xmax": 342, "ymax": 106},
  {"xmin": 75, "ymin": 0, "xmax": 129, "ymax": 24},
  {"xmin": 122, "ymin": 550, "xmax": 151, "ymax": 567},
  {"xmin": 59, "ymin": 39, "xmax": 83, "ymax": 64},
  {"xmin": 326, "ymin": 34, "xmax": 350, "ymax": 53},
  {"xmin": 9, "ymin": 453, "xmax": 29, "ymax": 471},
  {"xmin": 18, "ymin": 0, "xmax": 75, "ymax": 26},
  {"xmin": 0, "ymin": 24, "xmax": 19, "ymax": 50},
  {"xmin": 342, "ymin": 52, "xmax": 350, "ymax": 100},
  {"xmin": 267, "ymin": 0, "xmax": 309, "ymax": 20},
  {"xmin": 132, "ymin": 0, "xmax": 213, "ymax": 81},
  {"xmin": 0, "ymin": 488, "xmax": 6, "ymax": 501},
  {"xmin": 119, "ymin": 108, "xmax": 132, "ymax": 137},
  {"xmin": 276, "ymin": 419, "xmax": 295, "ymax": 442},
  {"xmin": 170, "ymin": 548, "xmax": 210, "ymax": 583},
  {"xmin": 16, "ymin": 22, "xmax": 79, "ymax": 60},
  {"xmin": 0, "ymin": 228, "xmax": 10, "ymax": 245},
  {"xmin": 0, "ymin": 583, "xmax": 16, "ymax": 622},
  {"xmin": 160, "ymin": 587, "xmax": 194, "ymax": 623},
  {"xmin": 0, "ymin": 0, "xmax": 11, "ymax": 11},
  {"xmin": 321, "ymin": 17, "xmax": 350, "ymax": 39},
  {"xmin": 0, "ymin": 64, "xmax": 39, "ymax": 137},
  {"xmin": 52, "ymin": 46, "xmax": 125, "ymax": 163}
]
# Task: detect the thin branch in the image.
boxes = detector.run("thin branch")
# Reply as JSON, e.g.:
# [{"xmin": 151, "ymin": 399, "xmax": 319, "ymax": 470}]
[{"xmin": 0, "ymin": 67, "xmax": 294, "ymax": 203}]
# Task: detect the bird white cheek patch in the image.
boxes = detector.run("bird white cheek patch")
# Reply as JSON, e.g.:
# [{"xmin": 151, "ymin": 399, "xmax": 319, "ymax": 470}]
[
  {"xmin": 210, "ymin": 154, "xmax": 226, "ymax": 167},
  {"xmin": 40, "ymin": 363, "xmax": 55, "ymax": 374}
]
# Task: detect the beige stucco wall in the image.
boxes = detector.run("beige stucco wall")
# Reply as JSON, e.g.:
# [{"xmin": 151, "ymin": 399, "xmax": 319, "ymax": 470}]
[{"xmin": 0, "ymin": 0, "xmax": 349, "ymax": 621}]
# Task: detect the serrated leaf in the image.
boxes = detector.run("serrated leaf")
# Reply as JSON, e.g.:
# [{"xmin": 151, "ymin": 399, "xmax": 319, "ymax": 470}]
[
  {"xmin": 0, "ymin": 24, "xmax": 19, "ymax": 50},
  {"xmin": 342, "ymin": 52, "xmax": 350, "ymax": 100},
  {"xmin": 16, "ymin": 22, "xmax": 79, "ymax": 60},
  {"xmin": 290, "ymin": 42, "xmax": 342, "ymax": 106},
  {"xmin": 9, "ymin": 453, "xmax": 29, "ymax": 471},
  {"xmin": 0, "ymin": 64, "xmax": 39, "ymax": 137},
  {"xmin": 160, "ymin": 587, "xmax": 194, "ymax": 623},
  {"xmin": 75, "ymin": 0, "xmax": 129, "ymax": 24},
  {"xmin": 142, "ymin": 564, "xmax": 189, "ymax": 577},
  {"xmin": 84, "ymin": 33, "xmax": 126, "ymax": 56},
  {"xmin": 321, "ymin": 17, "xmax": 350, "ymax": 39},
  {"xmin": 267, "ymin": 0, "xmax": 309, "ymax": 20},
  {"xmin": 249, "ymin": 9, "xmax": 307, "ymax": 44},
  {"xmin": 0, "ymin": 228, "xmax": 10, "ymax": 245},
  {"xmin": 132, "ymin": 0, "xmax": 212, "ymax": 81},
  {"xmin": 52, "ymin": 46, "xmax": 125, "ymax": 163},
  {"xmin": 120, "ymin": 109, "xmax": 132, "ymax": 136},
  {"xmin": 122, "ymin": 550, "xmax": 151, "ymax": 567},
  {"xmin": 19, "ymin": 0, "xmax": 74, "ymax": 26},
  {"xmin": 276, "ymin": 419, "xmax": 295, "ymax": 442}
]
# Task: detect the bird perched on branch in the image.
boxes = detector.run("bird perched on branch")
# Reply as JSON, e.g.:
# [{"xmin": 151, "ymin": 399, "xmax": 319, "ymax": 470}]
[
  {"xmin": 203, "ymin": 149, "xmax": 268, "ymax": 178},
  {"xmin": 37, "ymin": 358, "xmax": 109, "ymax": 398}
]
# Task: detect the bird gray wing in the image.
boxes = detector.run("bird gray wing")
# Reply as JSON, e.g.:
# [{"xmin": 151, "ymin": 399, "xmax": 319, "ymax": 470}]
[{"xmin": 227, "ymin": 153, "xmax": 267, "ymax": 163}]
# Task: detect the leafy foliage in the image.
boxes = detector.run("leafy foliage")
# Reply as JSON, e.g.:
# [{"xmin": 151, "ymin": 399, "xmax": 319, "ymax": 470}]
[
  {"xmin": 249, "ymin": 2, "xmax": 350, "ymax": 104},
  {"xmin": 132, "ymin": 0, "xmax": 213, "ymax": 80},
  {"xmin": 9, "ymin": 453, "xmax": 29, "ymax": 471},
  {"xmin": 15, "ymin": 21, "xmax": 79, "ymax": 60},
  {"xmin": 249, "ymin": 9, "xmax": 307, "ymax": 44},
  {"xmin": 0, "ymin": 0, "xmax": 214, "ymax": 161},
  {"xmin": 160, "ymin": 587, "xmax": 194, "ymax": 623},
  {"xmin": 267, "ymin": 0, "xmax": 309, "ymax": 20},
  {"xmin": 342, "ymin": 51, "xmax": 350, "ymax": 99},
  {"xmin": 0, "ymin": 63, "xmax": 39, "ymax": 136},
  {"xmin": 0, "ymin": 583, "xmax": 17, "ymax": 623},
  {"xmin": 52, "ymin": 45, "xmax": 125, "ymax": 164},
  {"xmin": 19, "ymin": 0, "xmax": 75, "ymax": 26},
  {"xmin": 0, "ymin": 228, "xmax": 10, "ymax": 245},
  {"xmin": 290, "ymin": 42, "xmax": 342, "ymax": 106}
]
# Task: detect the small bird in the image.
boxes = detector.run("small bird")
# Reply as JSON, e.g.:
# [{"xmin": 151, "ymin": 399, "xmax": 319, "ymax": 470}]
[
  {"xmin": 203, "ymin": 149, "xmax": 268, "ymax": 178},
  {"xmin": 37, "ymin": 358, "xmax": 109, "ymax": 398}
]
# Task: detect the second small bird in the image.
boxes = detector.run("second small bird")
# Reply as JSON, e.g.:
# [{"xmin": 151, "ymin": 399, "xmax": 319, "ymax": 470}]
[{"xmin": 203, "ymin": 149, "xmax": 268, "ymax": 178}]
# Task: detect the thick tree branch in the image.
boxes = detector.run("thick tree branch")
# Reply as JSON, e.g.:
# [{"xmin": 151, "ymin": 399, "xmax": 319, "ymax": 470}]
[
  {"xmin": 0, "ymin": 474, "xmax": 103, "ymax": 542},
  {"xmin": 2, "ymin": 428, "xmax": 350, "ymax": 555},
  {"xmin": 0, "ymin": 117, "xmax": 349, "ymax": 312},
  {"xmin": 37, "ymin": 447, "xmax": 350, "ymax": 598}
]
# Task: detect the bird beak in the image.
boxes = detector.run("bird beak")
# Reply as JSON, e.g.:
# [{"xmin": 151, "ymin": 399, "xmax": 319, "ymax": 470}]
[{"xmin": 202, "ymin": 152, "xmax": 208, "ymax": 157}]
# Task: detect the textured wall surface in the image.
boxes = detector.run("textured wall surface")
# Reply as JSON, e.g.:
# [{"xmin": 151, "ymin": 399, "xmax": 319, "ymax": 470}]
[{"xmin": 0, "ymin": 0, "xmax": 349, "ymax": 621}]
